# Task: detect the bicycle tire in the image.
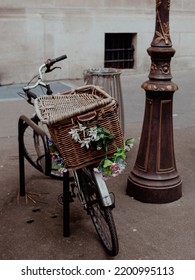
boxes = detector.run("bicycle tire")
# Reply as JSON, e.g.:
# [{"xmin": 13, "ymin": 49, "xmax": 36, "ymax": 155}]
[
  {"xmin": 22, "ymin": 116, "xmax": 46, "ymax": 172},
  {"xmin": 21, "ymin": 115, "xmax": 63, "ymax": 179},
  {"xmin": 76, "ymin": 167, "xmax": 119, "ymax": 256}
]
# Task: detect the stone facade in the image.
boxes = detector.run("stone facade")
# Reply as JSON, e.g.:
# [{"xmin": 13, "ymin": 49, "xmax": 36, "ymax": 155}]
[{"xmin": 0, "ymin": 0, "xmax": 195, "ymax": 84}]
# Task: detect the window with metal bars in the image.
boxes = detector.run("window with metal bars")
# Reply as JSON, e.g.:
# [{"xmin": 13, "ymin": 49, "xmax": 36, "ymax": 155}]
[{"xmin": 104, "ymin": 33, "xmax": 135, "ymax": 69}]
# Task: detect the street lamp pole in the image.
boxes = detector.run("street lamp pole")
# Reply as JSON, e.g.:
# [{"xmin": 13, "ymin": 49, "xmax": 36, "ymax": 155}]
[{"xmin": 127, "ymin": 0, "xmax": 182, "ymax": 203}]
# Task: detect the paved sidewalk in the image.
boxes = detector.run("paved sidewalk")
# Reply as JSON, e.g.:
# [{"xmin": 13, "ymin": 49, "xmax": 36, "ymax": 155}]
[{"xmin": 0, "ymin": 71, "xmax": 195, "ymax": 260}]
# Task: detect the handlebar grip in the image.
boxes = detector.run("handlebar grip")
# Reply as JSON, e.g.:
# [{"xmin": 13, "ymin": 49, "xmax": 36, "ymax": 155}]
[
  {"xmin": 54, "ymin": 54, "xmax": 67, "ymax": 63},
  {"xmin": 45, "ymin": 54, "xmax": 67, "ymax": 67}
]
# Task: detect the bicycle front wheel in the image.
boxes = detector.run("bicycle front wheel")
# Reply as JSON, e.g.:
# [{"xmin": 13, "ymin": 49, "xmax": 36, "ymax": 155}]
[{"xmin": 76, "ymin": 167, "xmax": 119, "ymax": 256}]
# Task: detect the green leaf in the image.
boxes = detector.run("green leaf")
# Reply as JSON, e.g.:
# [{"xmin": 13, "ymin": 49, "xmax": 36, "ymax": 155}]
[
  {"xmin": 104, "ymin": 167, "xmax": 112, "ymax": 176},
  {"xmin": 125, "ymin": 138, "xmax": 134, "ymax": 146},
  {"xmin": 103, "ymin": 158, "xmax": 113, "ymax": 168},
  {"xmin": 113, "ymin": 148, "xmax": 126, "ymax": 160}
]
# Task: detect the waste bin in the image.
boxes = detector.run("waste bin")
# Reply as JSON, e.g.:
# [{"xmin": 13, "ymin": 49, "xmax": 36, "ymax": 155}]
[{"xmin": 83, "ymin": 68, "xmax": 124, "ymax": 134}]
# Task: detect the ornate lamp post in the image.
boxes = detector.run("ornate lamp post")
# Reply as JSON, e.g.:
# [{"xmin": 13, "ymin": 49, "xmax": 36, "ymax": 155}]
[{"xmin": 127, "ymin": 0, "xmax": 182, "ymax": 203}]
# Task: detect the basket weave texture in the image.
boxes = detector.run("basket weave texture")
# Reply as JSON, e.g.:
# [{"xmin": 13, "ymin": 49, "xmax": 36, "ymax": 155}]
[{"xmin": 35, "ymin": 85, "xmax": 124, "ymax": 169}]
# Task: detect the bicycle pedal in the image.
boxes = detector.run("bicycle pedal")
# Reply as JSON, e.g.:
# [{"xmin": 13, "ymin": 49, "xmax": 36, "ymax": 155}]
[
  {"xmin": 58, "ymin": 194, "xmax": 64, "ymax": 205},
  {"xmin": 57, "ymin": 192, "xmax": 74, "ymax": 205}
]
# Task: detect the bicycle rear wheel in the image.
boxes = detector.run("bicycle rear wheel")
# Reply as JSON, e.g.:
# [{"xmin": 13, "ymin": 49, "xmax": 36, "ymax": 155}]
[
  {"xmin": 19, "ymin": 114, "xmax": 48, "ymax": 173},
  {"xmin": 20, "ymin": 114, "xmax": 63, "ymax": 178},
  {"xmin": 76, "ymin": 167, "xmax": 119, "ymax": 256}
]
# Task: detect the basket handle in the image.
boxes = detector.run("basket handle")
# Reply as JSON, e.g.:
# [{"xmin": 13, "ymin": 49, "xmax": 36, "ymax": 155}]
[{"xmin": 77, "ymin": 111, "xmax": 97, "ymax": 122}]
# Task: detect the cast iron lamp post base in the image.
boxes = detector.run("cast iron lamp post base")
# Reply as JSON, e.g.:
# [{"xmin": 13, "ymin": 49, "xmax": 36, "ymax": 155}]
[
  {"xmin": 127, "ymin": 0, "xmax": 182, "ymax": 203},
  {"xmin": 127, "ymin": 88, "xmax": 182, "ymax": 203}
]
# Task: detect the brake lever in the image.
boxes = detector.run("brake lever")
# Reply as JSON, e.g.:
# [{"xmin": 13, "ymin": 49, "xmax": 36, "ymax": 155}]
[{"xmin": 45, "ymin": 66, "xmax": 61, "ymax": 73}]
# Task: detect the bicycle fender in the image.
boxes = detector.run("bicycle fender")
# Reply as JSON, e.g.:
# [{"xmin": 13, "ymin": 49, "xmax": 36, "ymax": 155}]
[{"xmin": 94, "ymin": 172, "xmax": 113, "ymax": 207}]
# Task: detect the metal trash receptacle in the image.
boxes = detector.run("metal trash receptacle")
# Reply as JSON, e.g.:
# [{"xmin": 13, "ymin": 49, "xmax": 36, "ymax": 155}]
[{"xmin": 83, "ymin": 68, "xmax": 124, "ymax": 134}]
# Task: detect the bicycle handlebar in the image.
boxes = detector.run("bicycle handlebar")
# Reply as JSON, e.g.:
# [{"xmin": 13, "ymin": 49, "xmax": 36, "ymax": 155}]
[
  {"xmin": 45, "ymin": 54, "xmax": 67, "ymax": 69},
  {"xmin": 22, "ymin": 54, "xmax": 67, "ymax": 91},
  {"xmin": 20, "ymin": 54, "xmax": 67, "ymax": 104}
]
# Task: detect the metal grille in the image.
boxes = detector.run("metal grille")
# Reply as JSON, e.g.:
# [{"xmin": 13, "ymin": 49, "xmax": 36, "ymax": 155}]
[{"xmin": 104, "ymin": 33, "xmax": 135, "ymax": 69}]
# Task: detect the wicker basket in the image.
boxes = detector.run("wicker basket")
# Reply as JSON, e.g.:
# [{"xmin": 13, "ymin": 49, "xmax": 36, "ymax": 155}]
[{"xmin": 35, "ymin": 85, "xmax": 124, "ymax": 169}]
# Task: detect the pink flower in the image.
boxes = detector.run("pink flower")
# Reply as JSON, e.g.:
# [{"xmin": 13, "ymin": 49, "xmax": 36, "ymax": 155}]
[
  {"xmin": 93, "ymin": 168, "xmax": 100, "ymax": 174},
  {"xmin": 112, "ymin": 172, "xmax": 119, "ymax": 177},
  {"xmin": 111, "ymin": 163, "xmax": 119, "ymax": 171}
]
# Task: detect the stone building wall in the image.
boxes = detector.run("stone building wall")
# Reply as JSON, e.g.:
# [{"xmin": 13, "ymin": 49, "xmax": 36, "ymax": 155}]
[{"xmin": 0, "ymin": 0, "xmax": 195, "ymax": 84}]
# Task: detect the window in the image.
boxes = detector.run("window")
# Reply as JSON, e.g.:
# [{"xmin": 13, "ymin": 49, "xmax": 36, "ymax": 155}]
[{"xmin": 104, "ymin": 33, "xmax": 135, "ymax": 69}]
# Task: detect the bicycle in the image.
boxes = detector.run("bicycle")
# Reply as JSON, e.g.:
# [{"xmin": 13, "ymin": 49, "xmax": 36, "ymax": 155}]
[{"xmin": 18, "ymin": 55, "xmax": 119, "ymax": 256}]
